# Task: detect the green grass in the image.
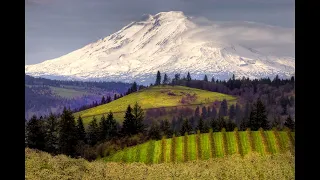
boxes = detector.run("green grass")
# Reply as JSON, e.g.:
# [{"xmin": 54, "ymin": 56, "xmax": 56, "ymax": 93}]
[
  {"xmin": 49, "ymin": 86, "xmax": 90, "ymax": 99},
  {"xmin": 73, "ymin": 85, "xmax": 236, "ymax": 124},
  {"xmin": 26, "ymin": 148, "xmax": 295, "ymax": 179},
  {"xmin": 201, "ymin": 133, "xmax": 211, "ymax": 160},
  {"xmin": 239, "ymin": 131, "xmax": 250, "ymax": 155},
  {"xmin": 252, "ymin": 131, "xmax": 265, "ymax": 155},
  {"xmin": 104, "ymin": 130, "xmax": 294, "ymax": 164},
  {"xmin": 213, "ymin": 132, "xmax": 224, "ymax": 158},
  {"xmin": 188, "ymin": 135, "xmax": 196, "ymax": 161}
]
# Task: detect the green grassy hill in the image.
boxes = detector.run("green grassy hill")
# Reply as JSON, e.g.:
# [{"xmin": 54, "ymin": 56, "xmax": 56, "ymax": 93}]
[
  {"xmin": 103, "ymin": 129, "xmax": 295, "ymax": 164},
  {"xmin": 74, "ymin": 85, "xmax": 237, "ymax": 124}
]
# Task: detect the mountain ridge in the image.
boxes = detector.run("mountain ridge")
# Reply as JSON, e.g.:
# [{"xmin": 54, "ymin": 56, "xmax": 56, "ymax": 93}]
[{"xmin": 25, "ymin": 11, "xmax": 295, "ymax": 85}]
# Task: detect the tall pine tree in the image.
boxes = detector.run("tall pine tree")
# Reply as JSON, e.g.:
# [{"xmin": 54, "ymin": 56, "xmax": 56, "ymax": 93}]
[
  {"xmin": 26, "ymin": 115, "xmax": 45, "ymax": 150},
  {"xmin": 87, "ymin": 117, "xmax": 99, "ymax": 146},
  {"xmin": 196, "ymin": 118, "xmax": 205, "ymax": 133},
  {"xmin": 180, "ymin": 118, "xmax": 192, "ymax": 135},
  {"xmin": 58, "ymin": 108, "xmax": 78, "ymax": 156},
  {"xmin": 249, "ymin": 99, "xmax": 269, "ymax": 130},
  {"xmin": 106, "ymin": 111, "xmax": 118, "ymax": 139},
  {"xmin": 163, "ymin": 73, "xmax": 169, "ymax": 84},
  {"xmin": 44, "ymin": 113, "xmax": 59, "ymax": 154},
  {"xmin": 155, "ymin": 71, "xmax": 161, "ymax": 85},
  {"xmin": 187, "ymin": 72, "xmax": 192, "ymax": 81},
  {"xmin": 284, "ymin": 115, "xmax": 295, "ymax": 131},
  {"xmin": 204, "ymin": 74, "xmax": 208, "ymax": 82},
  {"xmin": 160, "ymin": 119, "xmax": 172, "ymax": 137},
  {"xmin": 219, "ymin": 99, "xmax": 228, "ymax": 117},
  {"xmin": 132, "ymin": 102, "xmax": 145, "ymax": 134},
  {"xmin": 122, "ymin": 105, "xmax": 135, "ymax": 135},
  {"xmin": 201, "ymin": 106, "xmax": 207, "ymax": 119},
  {"xmin": 229, "ymin": 104, "xmax": 236, "ymax": 120},
  {"xmin": 76, "ymin": 116, "xmax": 86, "ymax": 143}
]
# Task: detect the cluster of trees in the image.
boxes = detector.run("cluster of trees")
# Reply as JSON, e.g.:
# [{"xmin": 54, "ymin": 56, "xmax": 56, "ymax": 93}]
[
  {"xmin": 146, "ymin": 98, "xmax": 295, "ymax": 140},
  {"xmin": 26, "ymin": 99, "xmax": 294, "ymax": 161},
  {"xmin": 25, "ymin": 103, "xmax": 146, "ymax": 160},
  {"xmin": 151, "ymin": 71, "xmax": 295, "ymax": 124}
]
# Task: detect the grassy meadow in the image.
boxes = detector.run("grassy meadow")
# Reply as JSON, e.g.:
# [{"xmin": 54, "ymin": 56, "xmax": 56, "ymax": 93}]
[{"xmin": 73, "ymin": 85, "xmax": 236, "ymax": 124}]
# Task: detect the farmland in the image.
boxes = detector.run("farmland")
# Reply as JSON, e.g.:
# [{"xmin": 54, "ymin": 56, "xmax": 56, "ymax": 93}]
[
  {"xmin": 25, "ymin": 146, "xmax": 294, "ymax": 180},
  {"xmin": 104, "ymin": 129, "xmax": 295, "ymax": 164}
]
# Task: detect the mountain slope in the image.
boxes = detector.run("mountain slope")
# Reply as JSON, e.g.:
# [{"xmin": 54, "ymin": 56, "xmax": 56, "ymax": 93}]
[
  {"xmin": 25, "ymin": 11, "xmax": 295, "ymax": 85},
  {"xmin": 25, "ymin": 75, "xmax": 131, "ymax": 119},
  {"xmin": 73, "ymin": 85, "xmax": 236, "ymax": 124}
]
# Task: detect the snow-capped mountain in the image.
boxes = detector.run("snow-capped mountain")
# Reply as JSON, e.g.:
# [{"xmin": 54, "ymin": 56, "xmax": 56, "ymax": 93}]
[{"xmin": 25, "ymin": 11, "xmax": 295, "ymax": 85}]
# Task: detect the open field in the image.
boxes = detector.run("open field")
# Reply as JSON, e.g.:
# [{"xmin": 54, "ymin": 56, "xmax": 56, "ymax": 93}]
[
  {"xmin": 25, "ymin": 147, "xmax": 294, "ymax": 180},
  {"xmin": 104, "ymin": 130, "xmax": 295, "ymax": 164},
  {"xmin": 49, "ymin": 86, "xmax": 92, "ymax": 99},
  {"xmin": 73, "ymin": 85, "xmax": 237, "ymax": 124}
]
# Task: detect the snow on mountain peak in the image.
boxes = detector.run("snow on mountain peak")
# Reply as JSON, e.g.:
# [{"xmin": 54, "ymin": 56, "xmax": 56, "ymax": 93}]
[{"xmin": 25, "ymin": 11, "xmax": 295, "ymax": 85}]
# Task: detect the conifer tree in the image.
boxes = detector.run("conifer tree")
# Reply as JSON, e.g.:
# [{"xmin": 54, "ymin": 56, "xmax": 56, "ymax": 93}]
[
  {"xmin": 197, "ymin": 117, "xmax": 205, "ymax": 133},
  {"xmin": 210, "ymin": 118, "xmax": 219, "ymax": 132},
  {"xmin": 187, "ymin": 72, "xmax": 192, "ymax": 81},
  {"xmin": 101, "ymin": 96, "xmax": 106, "ymax": 104},
  {"xmin": 148, "ymin": 122, "xmax": 161, "ymax": 140},
  {"xmin": 122, "ymin": 105, "xmax": 135, "ymax": 135},
  {"xmin": 249, "ymin": 99, "xmax": 269, "ymax": 130},
  {"xmin": 180, "ymin": 118, "xmax": 192, "ymax": 135},
  {"xmin": 155, "ymin": 71, "xmax": 161, "ymax": 85},
  {"xmin": 132, "ymin": 102, "xmax": 145, "ymax": 134},
  {"xmin": 58, "ymin": 108, "xmax": 78, "ymax": 156},
  {"xmin": 217, "ymin": 116, "xmax": 227, "ymax": 131},
  {"xmin": 219, "ymin": 99, "xmax": 228, "ymax": 117},
  {"xmin": 99, "ymin": 115, "xmax": 107, "ymax": 141},
  {"xmin": 76, "ymin": 116, "xmax": 86, "ymax": 143},
  {"xmin": 163, "ymin": 73, "xmax": 169, "ymax": 84},
  {"xmin": 44, "ymin": 113, "xmax": 59, "ymax": 154},
  {"xmin": 106, "ymin": 96, "xmax": 112, "ymax": 103},
  {"xmin": 87, "ymin": 117, "xmax": 99, "ymax": 146},
  {"xmin": 211, "ymin": 106, "xmax": 217, "ymax": 119},
  {"xmin": 284, "ymin": 115, "xmax": 295, "ymax": 131},
  {"xmin": 106, "ymin": 111, "xmax": 118, "ymax": 139},
  {"xmin": 207, "ymin": 106, "xmax": 211, "ymax": 117},
  {"xmin": 229, "ymin": 104, "xmax": 236, "ymax": 120},
  {"xmin": 26, "ymin": 115, "xmax": 46, "ymax": 150},
  {"xmin": 194, "ymin": 106, "xmax": 200, "ymax": 118},
  {"xmin": 160, "ymin": 119, "xmax": 172, "ymax": 137},
  {"xmin": 201, "ymin": 106, "xmax": 207, "ymax": 119},
  {"xmin": 204, "ymin": 74, "xmax": 208, "ymax": 82},
  {"xmin": 235, "ymin": 103, "xmax": 242, "ymax": 128}
]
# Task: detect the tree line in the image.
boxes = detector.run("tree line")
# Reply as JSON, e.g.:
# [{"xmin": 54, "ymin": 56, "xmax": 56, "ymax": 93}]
[{"xmin": 26, "ymin": 100, "xmax": 294, "ymax": 161}]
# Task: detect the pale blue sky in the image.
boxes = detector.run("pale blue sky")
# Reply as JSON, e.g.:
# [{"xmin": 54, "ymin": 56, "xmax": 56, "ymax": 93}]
[{"xmin": 25, "ymin": 0, "xmax": 294, "ymax": 65}]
